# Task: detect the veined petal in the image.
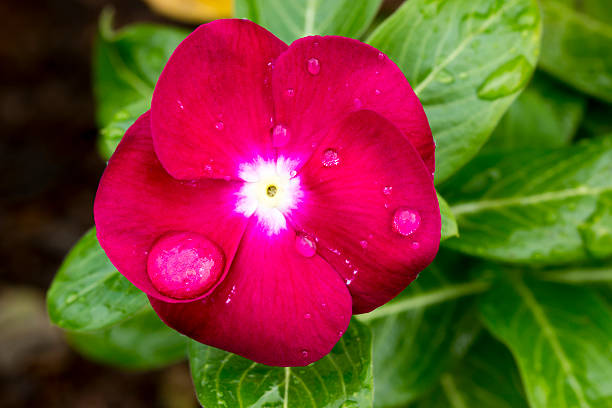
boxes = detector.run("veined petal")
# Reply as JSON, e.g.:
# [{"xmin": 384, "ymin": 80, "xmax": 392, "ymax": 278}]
[
  {"xmin": 150, "ymin": 219, "xmax": 352, "ymax": 366},
  {"xmin": 288, "ymin": 110, "xmax": 440, "ymax": 313},
  {"xmin": 272, "ymin": 35, "xmax": 435, "ymax": 175},
  {"xmin": 94, "ymin": 112, "xmax": 248, "ymax": 303},
  {"xmin": 151, "ymin": 19, "xmax": 288, "ymax": 181}
]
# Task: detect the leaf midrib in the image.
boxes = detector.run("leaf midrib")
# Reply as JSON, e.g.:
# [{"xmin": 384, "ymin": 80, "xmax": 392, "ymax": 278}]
[
  {"xmin": 450, "ymin": 185, "xmax": 611, "ymax": 215},
  {"xmin": 512, "ymin": 276, "xmax": 590, "ymax": 408}
]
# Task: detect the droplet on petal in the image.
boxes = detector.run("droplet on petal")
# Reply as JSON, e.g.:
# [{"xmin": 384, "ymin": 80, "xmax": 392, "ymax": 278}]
[
  {"xmin": 295, "ymin": 233, "xmax": 316, "ymax": 257},
  {"xmin": 304, "ymin": 313, "xmax": 311, "ymax": 319},
  {"xmin": 359, "ymin": 240, "xmax": 368, "ymax": 249},
  {"xmin": 286, "ymin": 88, "xmax": 295, "ymax": 97},
  {"xmin": 215, "ymin": 121, "xmax": 224, "ymax": 131},
  {"xmin": 383, "ymin": 186, "xmax": 393, "ymax": 196},
  {"xmin": 353, "ymin": 98, "xmax": 362, "ymax": 109},
  {"xmin": 307, "ymin": 58, "xmax": 320, "ymax": 75},
  {"xmin": 392, "ymin": 208, "xmax": 421, "ymax": 237},
  {"xmin": 321, "ymin": 148, "xmax": 340, "ymax": 167},
  {"xmin": 147, "ymin": 231, "xmax": 225, "ymax": 299},
  {"xmin": 301, "ymin": 349, "xmax": 309, "ymax": 358},
  {"xmin": 375, "ymin": 89, "xmax": 381, "ymax": 95},
  {"xmin": 377, "ymin": 52, "xmax": 385, "ymax": 60},
  {"xmin": 272, "ymin": 124, "xmax": 290, "ymax": 147},
  {"xmin": 411, "ymin": 241, "xmax": 421, "ymax": 249}
]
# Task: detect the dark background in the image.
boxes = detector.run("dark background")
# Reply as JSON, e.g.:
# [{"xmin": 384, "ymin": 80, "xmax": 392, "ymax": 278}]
[
  {"xmin": 0, "ymin": 1, "xmax": 197, "ymax": 406},
  {"xmin": 0, "ymin": 1, "xmax": 402, "ymax": 406}
]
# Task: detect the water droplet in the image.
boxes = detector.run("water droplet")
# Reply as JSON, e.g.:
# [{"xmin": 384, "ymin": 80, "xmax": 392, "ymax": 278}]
[
  {"xmin": 304, "ymin": 313, "xmax": 311, "ymax": 319},
  {"xmin": 267, "ymin": 60, "xmax": 274, "ymax": 68},
  {"xmin": 477, "ymin": 56, "xmax": 533, "ymax": 100},
  {"xmin": 177, "ymin": 100, "xmax": 184, "ymax": 110},
  {"xmin": 374, "ymin": 89, "xmax": 381, "ymax": 95},
  {"xmin": 290, "ymin": 170, "xmax": 297, "ymax": 178},
  {"xmin": 383, "ymin": 186, "xmax": 393, "ymax": 196},
  {"xmin": 359, "ymin": 240, "xmax": 368, "ymax": 249},
  {"xmin": 272, "ymin": 124, "xmax": 290, "ymax": 147},
  {"xmin": 307, "ymin": 58, "xmax": 320, "ymax": 75},
  {"xmin": 377, "ymin": 52, "xmax": 385, "ymax": 60},
  {"xmin": 437, "ymin": 69, "xmax": 454, "ymax": 84},
  {"xmin": 295, "ymin": 233, "xmax": 316, "ymax": 257},
  {"xmin": 301, "ymin": 349, "xmax": 309, "ymax": 358},
  {"xmin": 411, "ymin": 241, "xmax": 420, "ymax": 249},
  {"xmin": 337, "ymin": 330, "xmax": 344, "ymax": 337},
  {"xmin": 285, "ymin": 88, "xmax": 295, "ymax": 97},
  {"xmin": 353, "ymin": 98, "xmax": 362, "ymax": 109},
  {"xmin": 321, "ymin": 148, "xmax": 340, "ymax": 167},
  {"xmin": 147, "ymin": 232, "xmax": 225, "ymax": 299},
  {"xmin": 392, "ymin": 208, "xmax": 421, "ymax": 237},
  {"xmin": 215, "ymin": 121, "xmax": 224, "ymax": 130},
  {"xmin": 346, "ymin": 278, "xmax": 353, "ymax": 285}
]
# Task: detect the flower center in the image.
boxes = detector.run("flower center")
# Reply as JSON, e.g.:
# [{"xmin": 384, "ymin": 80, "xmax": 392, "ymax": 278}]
[
  {"xmin": 235, "ymin": 157, "xmax": 303, "ymax": 235},
  {"xmin": 266, "ymin": 184, "xmax": 278, "ymax": 197}
]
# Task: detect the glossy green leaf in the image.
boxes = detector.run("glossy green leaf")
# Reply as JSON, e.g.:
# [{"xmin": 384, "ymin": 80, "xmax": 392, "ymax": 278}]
[
  {"xmin": 235, "ymin": 0, "xmax": 382, "ymax": 44},
  {"xmin": 413, "ymin": 333, "xmax": 528, "ymax": 408},
  {"xmin": 67, "ymin": 307, "xmax": 187, "ymax": 370},
  {"xmin": 443, "ymin": 136, "xmax": 612, "ymax": 264},
  {"xmin": 189, "ymin": 319, "xmax": 372, "ymax": 408},
  {"xmin": 98, "ymin": 99, "xmax": 150, "ymax": 160},
  {"xmin": 47, "ymin": 228, "xmax": 147, "ymax": 332},
  {"xmin": 539, "ymin": 0, "xmax": 612, "ymax": 102},
  {"xmin": 94, "ymin": 9, "xmax": 188, "ymax": 128},
  {"xmin": 484, "ymin": 72, "xmax": 586, "ymax": 152},
  {"xmin": 438, "ymin": 193, "xmax": 458, "ymax": 241},
  {"xmin": 359, "ymin": 262, "xmax": 486, "ymax": 407},
  {"xmin": 479, "ymin": 273, "xmax": 612, "ymax": 408},
  {"xmin": 367, "ymin": 0, "xmax": 541, "ymax": 183}
]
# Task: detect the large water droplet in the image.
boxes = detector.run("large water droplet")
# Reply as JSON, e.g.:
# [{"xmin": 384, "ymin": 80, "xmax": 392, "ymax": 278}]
[
  {"xmin": 392, "ymin": 208, "xmax": 421, "ymax": 237},
  {"xmin": 272, "ymin": 124, "xmax": 290, "ymax": 147},
  {"xmin": 147, "ymin": 231, "xmax": 225, "ymax": 299},
  {"xmin": 477, "ymin": 56, "xmax": 533, "ymax": 100},
  {"xmin": 295, "ymin": 233, "xmax": 316, "ymax": 257},
  {"xmin": 321, "ymin": 148, "xmax": 340, "ymax": 167},
  {"xmin": 307, "ymin": 58, "xmax": 320, "ymax": 75}
]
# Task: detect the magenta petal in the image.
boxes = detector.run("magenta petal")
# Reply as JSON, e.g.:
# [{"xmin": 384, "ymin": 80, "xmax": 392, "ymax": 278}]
[
  {"xmin": 94, "ymin": 112, "xmax": 248, "ymax": 303},
  {"xmin": 289, "ymin": 110, "xmax": 440, "ymax": 314},
  {"xmin": 150, "ymin": 220, "xmax": 352, "ymax": 366},
  {"xmin": 151, "ymin": 19, "xmax": 288, "ymax": 180},
  {"xmin": 272, "ymin": 35, "xmax": 435, "ymax": 174}
]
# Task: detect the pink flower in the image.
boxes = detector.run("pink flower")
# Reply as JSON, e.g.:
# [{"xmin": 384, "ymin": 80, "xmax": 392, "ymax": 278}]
[{"xmin": 94, "ymin": 19, "xmax": 440, "ymax": 366}]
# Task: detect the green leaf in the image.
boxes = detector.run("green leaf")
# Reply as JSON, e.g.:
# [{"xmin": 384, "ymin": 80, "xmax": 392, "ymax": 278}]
[
  {"xmin": 235, "ymin": 0, "xmax": 382, "ymax": 44},
  {"xmin": 367, "ymin": 0, "xmax": 541, "ymax": 184},
  {"xmin": 479, "ymin": 273, "xmax": 612, "ymax": 408},
  {"xmin": 47, "ymin": 228, "xmax": 148, "ymax": 332},
  {"xmin": 539, "ymin": 0, "xmax": 612, "ymax": 102},
  {"xmin": 443, "ymin": 136, "xmax": 612, "ymax": 264},
  {"xmin": 484, "ymin": 72, "xmax": 586, "ymax": 152},
  {"xmin": 98, "ymin": 99, "xmax": 150, "ymax": 160},
  {"xmin": 438, "ymin": 193, "xmax": 459, "ymax": 241},
  {"xmin": 94, "ymin": 9, "xmax": 188, "ymax": 128},
  {"xmin": 413, "ymin": 333, "xmax": 529, "ymax": 408},
  {"xmin": 189, "ymin": 319, "xmax": 373, "ymax": 408},
  {"xmin": 358, "ymin": 262, "xmax": 486, "ymax": 407},
  {"xmin": 66, "ymin": 307, "xmax": 187, "ymax": 370}
]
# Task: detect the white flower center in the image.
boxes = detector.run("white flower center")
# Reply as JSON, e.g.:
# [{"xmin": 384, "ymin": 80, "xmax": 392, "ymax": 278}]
[{"xmin": 235, "ymin": 156, "xmax": 303, "ymax": 235}]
